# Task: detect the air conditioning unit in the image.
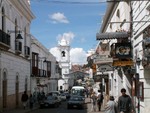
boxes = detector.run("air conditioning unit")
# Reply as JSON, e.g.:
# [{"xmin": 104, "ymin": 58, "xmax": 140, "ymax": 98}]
[{"xmin": 15, "ymin": 41, "xmax": 22, "ymax": 54}]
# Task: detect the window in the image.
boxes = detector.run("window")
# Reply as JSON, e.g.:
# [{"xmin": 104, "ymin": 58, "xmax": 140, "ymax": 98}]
[
  {"xmin": 146, "ymin": 4, "xmax": 150, "ymax": 15},
  {"xmin": 62, "ymin": 51, "xmax": 65, "ymax": 57},
  {"xmin": 116, "ymin": 9, "xmax": 120, "ymax": 18},
  {"xmin": 2, "ymin": 7, "xmax": 5, "ymax": 31}
]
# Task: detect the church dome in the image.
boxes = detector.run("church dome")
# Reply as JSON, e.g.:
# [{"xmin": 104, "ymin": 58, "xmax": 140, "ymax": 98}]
[{"xmin": 59, "ymin": 38, "xmax": 68, "ymax": 46}]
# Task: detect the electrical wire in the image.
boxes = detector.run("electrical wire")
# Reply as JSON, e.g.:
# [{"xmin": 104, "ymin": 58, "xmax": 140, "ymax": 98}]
[{"xmin": 30, "ymin": 0, "xmax": 107, "ymax": 5}]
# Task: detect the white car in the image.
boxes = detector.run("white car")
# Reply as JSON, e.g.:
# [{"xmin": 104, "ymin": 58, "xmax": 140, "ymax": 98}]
[
  {"xmin": 40, "ymin": 96, "xmax": 60, "ymax": 108},
  {"xmin": 47, "ymin": 91, "xmax": 62, "ymax": 104},
  {"xmin": 60, "ymin": 93, "xmax": 66, "ymax": 101}
]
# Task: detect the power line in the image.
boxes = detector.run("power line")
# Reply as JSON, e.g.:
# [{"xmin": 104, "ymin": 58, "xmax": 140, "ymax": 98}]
[{"xmin": 30, "ymin": 0, "xmax": 107, "ymax": 4}]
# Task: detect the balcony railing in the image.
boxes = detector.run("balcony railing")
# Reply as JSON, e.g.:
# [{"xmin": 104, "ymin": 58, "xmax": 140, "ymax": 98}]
[
  {"xmin": 32, "ymin": 66, "xmax": 38, "ymax": 77},
  {"xmin": 0, "ymin": 29, "xmax": 10, "ymax": 50}
]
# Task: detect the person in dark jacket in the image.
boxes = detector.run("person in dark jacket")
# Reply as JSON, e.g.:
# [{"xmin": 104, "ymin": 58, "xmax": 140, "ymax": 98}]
[
  {"xmin": 29, "ymin": 94, "xmax": 34, "ymax": 109},
  {"xmin": 21, "ymin": 91, "xmax": 29, "ymax": 109},
  {"xmin": 118, "ymin": 88, "xmax": 134, "ymax": 113},
  {"xmin": 97, "ymin": 90, "xmax": 104, "ymax": 111}
]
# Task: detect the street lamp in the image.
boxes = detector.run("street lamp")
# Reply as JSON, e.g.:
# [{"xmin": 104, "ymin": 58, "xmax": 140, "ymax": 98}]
[
  {"xmin": 136, "ymin": 57, "xmax": 141, "ymax": 67},
  {"xmin": 7, "ymin": 30, "xmax": 23, "ymax": 39}
]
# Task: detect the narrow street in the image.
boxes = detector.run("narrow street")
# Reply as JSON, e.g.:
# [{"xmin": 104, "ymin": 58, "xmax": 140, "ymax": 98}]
[{"xmin": 27, "ymin": 97, "xmax": 105, "ymax": 113}]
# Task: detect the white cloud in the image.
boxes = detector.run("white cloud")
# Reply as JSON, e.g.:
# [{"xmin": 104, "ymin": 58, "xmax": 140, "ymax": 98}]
[
  {"xmin": 49, "ymin": 12, "xmax": 69, "ymax": 24},
  {"xmin": 57, "ymin": 32, "xmax": 75, "ymax": 44},
  {"xmin": 49, "ymin": 47, "xmax": 61, "ymax": 61},
  {"xmin": 49, "ymin": 47, "xmax": 87, "ymax": 65},
  {"xmin": 70, "ymin": 48, "xmax": 87, "ymax": 65}
]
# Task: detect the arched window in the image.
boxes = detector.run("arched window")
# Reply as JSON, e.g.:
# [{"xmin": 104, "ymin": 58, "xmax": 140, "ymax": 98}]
[
  {"xmin": 15, "ymin": 19, "xmax": 18, "ymax": 39},
  {"xmin": 62, "ymin": 51, "xmax": 65, "ymax": 57},
  {"xmin": 116, "ymin": 9, "xmax": 120, "ymax": 18},
  {"xmin": 3, "ymin": 71, "xmax": 7, "ymax": 80},
  {"xmin": 25, "ymin": 77, "xmax": 28, "ymax": 92},
  {"xmin": 2, "ymin": 7, "xmax": 5, "ymax": 31}
]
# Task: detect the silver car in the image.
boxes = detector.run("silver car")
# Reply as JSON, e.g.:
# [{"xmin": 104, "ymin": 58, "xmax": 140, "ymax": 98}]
[
  {"xmin": 40, "ymin": 96, "xmax": 60, "ymax": 108},
  {"xmin": 67, "ymin": 95, "xmax": 85, "ymax": 109}
]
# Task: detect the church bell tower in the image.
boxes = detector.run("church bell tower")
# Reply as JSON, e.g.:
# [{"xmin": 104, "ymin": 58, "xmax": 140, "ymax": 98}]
[{"xmin": 58, "ymin": 38, "xmax": 70, "ymax": 90}]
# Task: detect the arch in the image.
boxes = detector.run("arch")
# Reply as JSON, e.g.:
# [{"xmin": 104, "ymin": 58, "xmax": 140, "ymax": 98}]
[
  {"xmin": 61, "ymin": 51, "xmax": 65, "ymax": 57},
  {"xmin": 2, "ymin": 68, "xmax": 7, "ymax": 80},
  {"xmin": 116, "ymin": 9, "xmax": 120, "ymax": 18},
  {"xmin": 25, "ymin": 76, "xmax": 28, "ymax": 92},
  {"xmin": 15, "ymin": 74, "xmax": 19, "ymax": 107},
  {"xmin": 15, "ymin": 18, "xmax": 18, "ymax": 38},
  {"xmin": 2, "ymin": 68, "xmax": 7, "ymax": 108}
]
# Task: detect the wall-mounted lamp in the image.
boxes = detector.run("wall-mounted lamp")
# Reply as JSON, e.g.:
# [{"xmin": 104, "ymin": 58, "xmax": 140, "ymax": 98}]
[
  {"xmin": 43, "ymin": 59, "xmax": 47, "ymax": 63},
  {"xmin": 38, "ymin": 57, "xmax": 47, "ymax": 63},
  {"xmin": 7, "ymin": 30, "xmax": 23, "ymax": 39},
  {"xmin": 136, "ymin": 57, "xmax": 141, "ymax": 67}
]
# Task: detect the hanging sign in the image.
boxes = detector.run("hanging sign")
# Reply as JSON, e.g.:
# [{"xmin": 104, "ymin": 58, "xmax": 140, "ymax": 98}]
[{"xmin": 113, "ymin": 60, "xmax": 134, "ymax": 66}]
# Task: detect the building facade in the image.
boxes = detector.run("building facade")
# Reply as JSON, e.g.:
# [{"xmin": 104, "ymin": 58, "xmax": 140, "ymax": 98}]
[
  {"xmin": 30, "ymin": 36, "xmax": 59, "ymax": 95},
  {"xmin": 0, "ymin": 0, "xmax": 34, "ymax": 110},
  {"xmin": 96, "ymin": 1, "xmax": 150, "ymax": 112}
]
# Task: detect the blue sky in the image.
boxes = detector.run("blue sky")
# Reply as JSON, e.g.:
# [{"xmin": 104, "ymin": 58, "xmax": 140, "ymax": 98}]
[{"xmin": 30, "ymin": 0, "xmax": 107, "ymax": 64}]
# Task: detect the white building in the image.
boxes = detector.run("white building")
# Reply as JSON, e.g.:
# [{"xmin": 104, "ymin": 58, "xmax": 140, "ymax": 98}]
[
  {"xmin": 96, "ymin": 1, "xmax": 150, "ymax": 112},
  {"xmin": 30, "ymin": 36, "xmax": 58, "ymax": 94},
  {"xmin": 0, "ymin": 0, "xmax": 34, "ymax": 110},
  {"xmin": 57, "ymin": 38, "xmax": 70, "ymax": 91}
]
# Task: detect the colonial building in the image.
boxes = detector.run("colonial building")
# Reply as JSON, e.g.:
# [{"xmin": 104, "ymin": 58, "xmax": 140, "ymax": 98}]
[
  {"xmin": 0, "ymin": 0, "xmax": 34, "ymax": 110},
  {"xmin": 30, "ymin": 36, "xmax": 59, "ymax": 95}
]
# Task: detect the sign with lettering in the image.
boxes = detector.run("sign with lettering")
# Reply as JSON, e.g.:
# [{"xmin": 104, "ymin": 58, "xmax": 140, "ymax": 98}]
[
  {"xmin": 113, "ymin": 60, "xmax": 134, "ymax": 66},
  {"xmin": 115, "ymin": 42, "xmax": 132, "ymax": 58},
  {"xmin": 94, "ymin": 57, "xmax": 113, "ymax": 64}
]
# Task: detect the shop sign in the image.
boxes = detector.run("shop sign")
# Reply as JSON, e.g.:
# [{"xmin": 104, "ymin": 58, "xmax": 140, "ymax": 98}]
[
  {"xmin": 115, "ymin": 42, "xmax": 132, "ymax": 58},
  {"xmin": 94, "ymin": 57, "xmax": 113, "ymax": 64},
  {"xmin": 93, "ymin": 74, "xmax": 108, "ymax": 82},
  {"xmin": 113, "ymin": 60, "xmax": 134, "ymax": 66}
]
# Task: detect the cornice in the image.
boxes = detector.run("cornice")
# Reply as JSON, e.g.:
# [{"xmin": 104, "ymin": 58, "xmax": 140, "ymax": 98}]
[{"xmin": 10, "ymin": 0, "xmax": 35, "ymax": 22}]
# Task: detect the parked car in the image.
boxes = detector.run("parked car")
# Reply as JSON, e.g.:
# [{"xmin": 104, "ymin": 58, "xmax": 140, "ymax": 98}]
[
  {"xmin": 40, "ymin": 95, "xmax": 60, "ymax": 108},
  {"xmin": 60, "ymin": 93, "xmax": 66, "ymax": 101},
  {"xmin": 47, "ymin": 91, "xmax": 61, "ymax": 104},
  {"xmin": 67, "ymin": 95, "xmax": 85, "ymax": 109},
  {"xmin": 64, "ymin": 92, "xmax": 71, "ymax": 100}
]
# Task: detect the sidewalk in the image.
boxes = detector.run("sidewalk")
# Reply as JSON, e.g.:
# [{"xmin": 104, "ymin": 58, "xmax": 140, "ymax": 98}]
[{"xmin": 1, "ymin": 103, "xmax": 39, "ymax": 113}]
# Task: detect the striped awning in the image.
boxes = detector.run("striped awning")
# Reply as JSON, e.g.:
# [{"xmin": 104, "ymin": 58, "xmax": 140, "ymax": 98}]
[{"xmin": 96, "ymin": 32, "xmax": 129, "ymax": 40}]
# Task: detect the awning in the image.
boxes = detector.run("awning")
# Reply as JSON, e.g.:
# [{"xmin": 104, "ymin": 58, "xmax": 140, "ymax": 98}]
[{"xmin": 96, "ymin": 32, "xmax": 129, "ymax": 40}]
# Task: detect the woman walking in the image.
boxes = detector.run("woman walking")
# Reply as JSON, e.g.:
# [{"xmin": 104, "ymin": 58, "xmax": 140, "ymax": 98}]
[
  {"xmin": 91, "ymin": 91, "xmax": 97, "ymax": 112},
  {"xmin": 104, "ymin": 96, "xmax": 117, "ymax": 113}
]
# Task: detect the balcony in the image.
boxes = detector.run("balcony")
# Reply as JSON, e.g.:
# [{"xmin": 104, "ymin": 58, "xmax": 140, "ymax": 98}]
[
  {"xmin": 0, "ymin": 29, "xmax": 10, "ymax": 50},
  {"xmin": 38, "ymin": 69, "xmax": 47, "ymax": 77},
  {"xmin": 47, "ymin": 71, "xmax": 51, "ymax": 77},
  {"xmin": 32, "ymin": 66, "xmax": 38, "ymax": 77}
]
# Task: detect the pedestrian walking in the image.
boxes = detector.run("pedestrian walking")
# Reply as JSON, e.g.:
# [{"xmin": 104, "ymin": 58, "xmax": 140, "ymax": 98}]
[
  {"xmin": 91, "ymin": 91, "xmax": 97, "ymax": 112},
  {"xmin": 21, "ymin": 91, "xmax": 29, "ymax": 109},
  {"xmin": 118, "ymin": 88, "xmax": 134, "ymax": 113},
  {"xmin": 29, "ymin": 94, "xmax": 34, "ymax": 109},
  {"xmin": 97, "ymin": 90, "xmax": 104, "ymax": 111},
  {"xmin": 104, "ymin": 96, "xmax": 117, "ymax": 113}
]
